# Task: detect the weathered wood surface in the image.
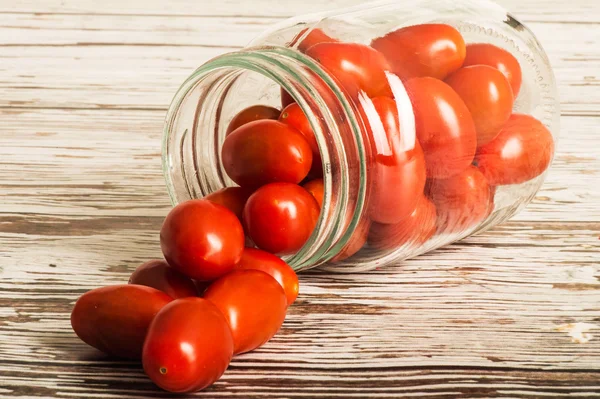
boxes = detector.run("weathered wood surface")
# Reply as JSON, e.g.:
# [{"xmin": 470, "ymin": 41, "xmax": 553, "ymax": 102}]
[{"xmin": 1, "ymin": 0, "xmax": 599, "ymax": 397}]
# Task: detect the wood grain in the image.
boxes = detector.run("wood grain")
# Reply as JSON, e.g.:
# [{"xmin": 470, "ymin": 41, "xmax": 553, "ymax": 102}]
[{"xmin": 1, "ymin": 0, "xmax": 599, "ymax": 397}]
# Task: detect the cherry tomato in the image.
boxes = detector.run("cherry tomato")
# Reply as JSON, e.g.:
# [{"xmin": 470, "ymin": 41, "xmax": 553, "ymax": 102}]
[
  {"xmin": 289, "ymin": 27, "xmax": 339, "ymax": 53},
  {"xmin": 243, "ymin": 182, "xmax": 320, "ymax": 255},
  {"xmin": 426, "ymin": 165, "xmax": 491, "ymax": 233},
  {"xmin": 226, "ymin": 105, "xmax": 280, "ymax": 135},
  {"xmin": 404, "ymin": 77, "xmax": 477, "ymax": 178},
  {"xmin": 143, "ymin": 298, "xmax": 233, "ymax": 393},
  {"xmin": 281, "ymin": 88, "xmax": 295, "ymax": 108},
  {"xmin": 279, "ymin": 103, "xmax": 322, "ymax": 176},
  {"xmin": 306, "ymin": 42, "xmax": 392, "ymax": 99},
  {"xmin": 204, "ymin": 270, "xmax": 288, "ymax": 355},
  {"xmin": 331, "ymin": 217, "xmax": 371, "ymax": 262},
  {"xmin": 129, "ymin": 259, "xmax": 198, "ymax": 299},
  {"xmin": 362, "ymin": 96, "xmax": 426, "ymax": 224},
  {"xmin": 302, "ymin": 178, "xmax": 324, "ymax": 208},
  {"xmin": 234, "ymin": 248, "xmax": 299, "ymax": 305},
  {"xmin": 368, "ymin": 196, "xmax": 436, "ymax": 250},
  {"xmin": 222, "ymin": 120, "xmax": 313, "ymax": 189},
  {"xmin": 463, "ymin": 43, "xmax": 523, "ymax": 97},
  {"xmin": 446, "ymin": 65, "xmax": 514, "ymax": 146},
  {"xmin": 475, "ymin": 114, "xmax": 554, "ymax": 186},
  {"xmin": 371, "ymin": 24, "xmax": 466, "ymax": 81},
  {"xmin": 204, "ymin": 187, "xmax": 252, "ymax": 221},
  {"xmin": 160, "ymin": 199, "xmax": 244, "ymax": 281},
  {"xmin": 71, "ymin": 285, "xmax": 172, "ymax": 359}
]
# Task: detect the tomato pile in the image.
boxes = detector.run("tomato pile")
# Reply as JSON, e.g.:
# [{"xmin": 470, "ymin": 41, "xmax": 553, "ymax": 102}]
[{"xmin": 71, "ymin": 22, "xmax": 555, "ymax": 393}]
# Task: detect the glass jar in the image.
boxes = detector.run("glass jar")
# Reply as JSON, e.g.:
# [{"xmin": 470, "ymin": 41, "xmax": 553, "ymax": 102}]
[{"xmin": 162, "ymin": 0, "xmax": 559, "ymax": 272}]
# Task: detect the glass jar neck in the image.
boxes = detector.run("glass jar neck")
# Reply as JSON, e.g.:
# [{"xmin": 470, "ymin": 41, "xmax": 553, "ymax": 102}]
[{"xmin": 162, "ymin": 46, "xmax": 369, "ymax": 270}]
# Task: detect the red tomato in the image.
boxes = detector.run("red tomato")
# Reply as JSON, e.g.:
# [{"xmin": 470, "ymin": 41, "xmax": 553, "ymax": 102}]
[
  {"xmin": 331, "ymin": 217, "xmax": 371, "ymax": 262},
  {"xmin": 226, "ymin": 105, "xmax": 280, "ymax": 135},
  {"xmin": 362, "ymin": 96, "xmax": 426, "ymax": 224},
  {"xmin": 302, "ymin": 178, "xmax": 324, "ymax": 208},
  {"xmin": 204, "ymin": 187, "xmax": 252, "ymax": 221},
  {"xmin": 426, "ymin": 165, "xmax": 491, "ymax": 233},
  {"xmin": 404, "ymin": 77, "xmax": 477, "ymax": 178},
  {"xmin": 279, "ymin": 103, "xmax": 322, "ymax": 176},
  {"xmin": 143, "ymin": 298, "xmax": 233, "ymax": 393},
  {"xmin": 371, "ymin": 24, "xmax": 466, "ymax": 80},
  {"xmin": 289, "ymin": 27, "xmax": 339, "ymax": 53},
  {"xmin": 71, "ymin": 285, "xmax": 172, "ymax": 359},
  {"xmin": 129, "ymin": 259, "xmax": 198, "ymax": 299},
  {"xmin": 368, "ymin": 196, "xmax": 436, "ymax": 250},
  {"xmin": 464, "ymin": 43, "xmax": 523, "ymax": 97},
  {"xmin": 280, "ymin": 88, "xmax": 295, "ymax": 108},
  {"xmin": 475, "ymin": 114, "xmax": 554, "ymax": 186},
  {"xmin": 243, "ymin": 182, "xmax": 320, "ymax": 255},
  {"xmin": 306, "ymin": 42, "xmax": 392, "ymax": 99},
  {"xmin": 160, "ymin": 199, "xmax": 244, "ymax": 281},
  {"xmin": 446, "ymin": 65, "xmax": 514, "ymax": 146},
  {"xmin": 222, "ymin": 120, "xmax": 313, "ymax": 189},
  {"xmin": 204, "ymin": 270, "xmax": 288, "ymax": 355},
  {"xmin": 234, "ymin": 248, "xmax": 299, "ymax": 305}
]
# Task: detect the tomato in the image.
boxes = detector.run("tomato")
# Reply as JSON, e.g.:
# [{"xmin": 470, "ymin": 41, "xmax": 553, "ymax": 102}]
[
  {"xmin": 463, "ymin": 43, "xmax": 522, "ymax": 97},
  {"xmin": 302, "ymin": 178, "xmax": 324, "ymax": 208},
  {"xmin": 426, "ymin": 165, "xmax": 491, "ymax": 233},
  {"xmin": 71, "ymin": 285, "xmax": 172, "ymax": 359},
  {"xmin": 289, "ymin": 27, "xmax": 339, "ymax": 53},
  {"xmin": 404, "ymin": 77, "xmax": 477, "ymax": 178},
  {"xmin": 362, "ymin": 96, "xmax": 426, "ymax": 224},
  {"xmin": 475, "ymin": 114, "xmax": 554, "ymax": 186},
  {"xmin": 446, "ymin": 65, "xmax": 514, "ymax": 146},
  {"xmin": 279, "ymin": 103, "xmax": 322, "ymax": 176},
  {"xmin": 280, "ymin": 88, "xmax": 295, "ymax": 108},
  {"xmin": 226, "ymin": 105, "xmax": 280, "ymax": 135},
  {"xmin": 368, "ymin": 196, "xmax": 436, "ymax": 250},
  {"xmin": 222, "ymin": 120, "xmax": 313, "ymax": 189},
  {"xmin": 129, "ymin": 259, "xmax": 198, "ymax": 299},
  {"xmin": 331, "ymin": 217, "xmax": 371, "ymax": 262},
  {"xmin": 143, "ymin": 298, "xmax": 233, "ymax": 393},
  {"xmin": 371, "ymin": 24, "xmax": 466, "ymax": 81},
  {"xmin": 243, "ymin": 182, "xmax": 320, "ymax": 255},
  {"xmin": 306, "ymin": 42, "xmax": 392, "ymax": 99},
  {"xmin": 204, "ymin": 187, "xmax": 252, "ymax": 222},
  {"xmin": 234, "ymin": 248, "xmax": 299, "ymax": 305},
  {"xmin": 204, "ymin": 270, "xmax": 288, "ymax": 355},
  {"xmin": 160, "ymin": 199, "xmax": 244, "ymax": 281}
]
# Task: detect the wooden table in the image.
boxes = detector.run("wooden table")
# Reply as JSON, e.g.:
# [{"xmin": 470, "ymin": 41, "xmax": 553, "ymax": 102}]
[{"xmin": 1, "ymin": 0, "xmax": 599, "ymax": 397}]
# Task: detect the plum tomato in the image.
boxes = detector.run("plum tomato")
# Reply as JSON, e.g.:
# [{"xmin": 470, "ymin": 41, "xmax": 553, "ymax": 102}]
[
  {"xmin": 404, "ymin": 77, "xmax": 477, "ymax": 178},
  {"xmin": 71, "ymin": 285, "xmax": 172, "ymax": 359},
  {"xmin": 302, "ymin": 178, "xmax": 324, "ymax": 208},
  {"xmin": 475, "ymin": 113, "xmax": 554, "ymax": 186},
  {"xmin": 226, "ymin": 105, "xmax": 280, "ymax": 135},
  {"xmin": 234, "ymin": 248, "xmax": 299, "ymax": 305},
  {"xmin": 222, "ymin": 120, "xmax": 313, "ymax": 189},
  {"xmin": 446, "ymin": 65, "xmax": 514, "ymax": 146},
  {"xmin": 204, "ymin": 187, "xmax": 252, "ymax": 222},
  {"xmin": 289, "ymin": 27, "xmax": 339, "ymax": 53},
  {"xmin": 142, "ymin": 298, "xmax": 233, "ymax": 393},
  {"xmin": 426, "ymin": 165, "xmax": 492, "ymax": 233},
  {"xmin": 331, "ymin": 217, "xmax": 371, "ymax": 262},
  {"xmin": 363, "ymin": 96, "xmax": 426, "ymax": 224},
  {"xmin": 243, "ymin": 182, "xmax": 320, "ymax": 255},
  {"xmin": 463, "ymin": 43, "xmax": 523, "ymax": 97},
  {"xmin": 306, "ymin": 42, "xmax": 392, "ymax": 99},
  {"xmin": 160, "ymin": 199, "xmax": 244, "ymax": 281},
  {"xmin": 371, "ymin": 24, "xmax": 466, "ymax": 81},
  {"xmin": 279, "ymin": 103, "xmax": 322, "ymax": 176},
  {"xmin": 368, "ymin": 196, "xmax": 436, "ymax": 250},
  {"xmin": 129, "ymin": 259, "xmax": 198, "ymax": 299},
  {"xmin": 204, "ymin": 270, "xmax": 288, "ymax": 355}
]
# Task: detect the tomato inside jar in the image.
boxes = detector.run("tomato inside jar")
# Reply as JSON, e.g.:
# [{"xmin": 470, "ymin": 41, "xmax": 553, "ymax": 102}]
[{"xmin": 164, "ymin": 3, "xmax": 558, "ymax": 273}]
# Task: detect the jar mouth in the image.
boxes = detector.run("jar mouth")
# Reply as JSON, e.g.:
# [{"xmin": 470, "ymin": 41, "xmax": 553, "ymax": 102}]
[{"xmin": 162, "ymin": 46, "xmax": 369, "ymax": 271}]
